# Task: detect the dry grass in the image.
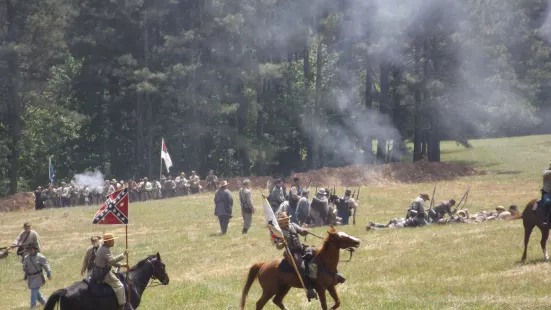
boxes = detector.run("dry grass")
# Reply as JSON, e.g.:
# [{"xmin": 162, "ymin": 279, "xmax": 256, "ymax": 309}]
[{"xmin": 1, "ymin": 135, "xmax": 551, "ymax": 309}]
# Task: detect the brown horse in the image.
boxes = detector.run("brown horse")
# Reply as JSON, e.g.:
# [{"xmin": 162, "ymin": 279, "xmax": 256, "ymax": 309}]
[
  {"xmin": 519, "ymin": 198, "xmax": 551, "ymax": 262},
  {"xmin": 241, "ymin": 226, "xmax": 360, "ymax": 310}
]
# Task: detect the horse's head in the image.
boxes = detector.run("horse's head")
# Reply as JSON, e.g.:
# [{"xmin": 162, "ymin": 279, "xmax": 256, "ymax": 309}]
[
  {"xmin": 151, "ymin": 252, "xmax": 170, "ymax": 285},
  {"xmin": 326, "ymin": 225, "xmax": 361, "ymax": 250}
]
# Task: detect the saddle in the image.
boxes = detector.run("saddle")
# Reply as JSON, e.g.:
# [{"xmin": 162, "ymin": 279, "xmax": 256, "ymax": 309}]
[{"xmin": 84, "ymin": 273, "xmax": 128, "ymax": 298}]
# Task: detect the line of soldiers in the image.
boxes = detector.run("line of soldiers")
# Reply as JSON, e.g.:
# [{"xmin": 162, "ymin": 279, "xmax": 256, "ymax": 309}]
[
  {"xmin": 32, "ymin": 170, "xmax": 219, "ymax": 209},
  {"xmin": 267, "ymin": 177, "xmax": 358, "ymax": 227}
]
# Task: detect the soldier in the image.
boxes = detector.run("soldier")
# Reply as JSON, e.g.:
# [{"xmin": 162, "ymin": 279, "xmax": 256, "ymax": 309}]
[
  {"xmin": 296, "ymin": 190, "xmax": 310, "ymax": 225},
  {"xmin": 542, "ymin": 161, "xmax": 551, "ymax": 225},
  {"xmin": 309, "ymin": 189, "xmax": 329, "ymax": 226},
  {"xmin": 406, "ymin": 193, "xmax": 430, "ymax": 227},
  {"xmin": 206, "ymin": 170, "xmax": 218, "ymax": 191},
  {"xmin": 34, "ymin": 186, "xmax": 45, "ymax": 210},
  {"xmin": 291, "ymin": 177, "xmax": 303, "ymax": 196},
  {"xmin": 81, "ymin": 236, "xmax": 102, "ymax": 277},
  {"xmin": 83, "ymin": 186, "xmax": 92, "ymax": 206},
  {"xmin": 336, "ymin": 189, "xmax": 357, "ymax": 225},
  {"xmin": 239, "ymin": 179, "xmax": 255, "ymax": 234},
  {"xmin": 103, "ymin": 180, "xmax": 115, "ymax": 199},
  {"xmin": 428, "ymin": 199, "xmax": 456, "ymax": 222},
  {"xmin": 60, "ymin": 182, "xmax": 71, "ymax": 207},
  {"xmin": 52, "ymin": 185, "xmax": 61, "ymax": 207},
  {"xmin": 144, "ymin": 177, "xmax": 152, "ymax": 201},
  {"xmin": 42, "ymin": 186, "xmax": 53, "ymax": 209},
  {"xmin": 151, "ymin": 178, "xmax": 159, "ymax": 199},
  {"xmin": 214, "ymin": 181, "xmax": 233, "ymax": 235},
  {"xmin": 189, "ymin": 171, "xmax": 201, "ymax": 194},
  {"xmin": 11, "ymin": 223, "xmax": 41, "ymax": 264},
  {"xmin": 91, "ymin": 233, "xmax": 129, "ymax": 310},
  {"xmin": 269, "ymin": 179, "xmax": 285, "ymax": 213},
  {"xmin": 70, "ymin": 183, "xmax": 80, "ymax": 207},
  {"xmin": 276, "ymin": 188, "xmax": 300, "ymax": 223},
  {"xmin": 164, "ymin": 176, "xmax": 176, "ymax": 198},
  {"xmin": 176, "ymin": 173, "xmax": 188, "ymax": 196},
  {"xmin": 275, "ymin": 212, "xmax": 317, "ymax": 301},
  {"xmin": 160, "ymin": 175, "xmax": 167, "ymax": 198},
  {"xmin": 23, "ymin": 243, "xmax": 51, "ymax": 308}
]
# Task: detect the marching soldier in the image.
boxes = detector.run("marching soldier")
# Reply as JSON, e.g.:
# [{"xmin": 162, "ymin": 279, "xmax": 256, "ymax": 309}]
[
  {"xmin": 406, "ymin": 193, "xmax": 430, "ymax": 227},
  {"xmin": 206, "ymin": 170, "xmax": 218, "ymax": 191},
  {"xmin": 92, "ymin": 233, "xmax": 129, "ymax": 310},
  {"xmin": 189, "ymin": 171, "xmax": 201, "ymax": 194},
  {"xmin": 309, "ymin": 189, "xmax": 329, "ymax": 226},
  {"xmin": 23, "ymin": 243, "xmax": 51, "ymax": 308},
  {"xmin": 275, "ymin": 212, "xmax": 317, "ymax": 301},
  {"xmin": 239, "ymin": 179, "xmax": 255, "ymax": 234},
  {"xmin": 214, "ymin": 181, "xmax": 233, "ymax": 235}
]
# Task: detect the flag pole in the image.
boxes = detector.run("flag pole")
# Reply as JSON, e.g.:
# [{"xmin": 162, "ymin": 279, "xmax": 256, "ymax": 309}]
[
  {"xmin": 282, "ymin": 239, "xmax": 309, "ymax": 297},
  {"xmin": 125, "ymin": 224, "xmax": 131, "ymax": 304}
]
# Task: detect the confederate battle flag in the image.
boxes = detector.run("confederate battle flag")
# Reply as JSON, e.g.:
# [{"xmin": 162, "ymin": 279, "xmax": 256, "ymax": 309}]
[{"xmin": 92, "ymin": 188, "xmax": 129, "ymax": 225}]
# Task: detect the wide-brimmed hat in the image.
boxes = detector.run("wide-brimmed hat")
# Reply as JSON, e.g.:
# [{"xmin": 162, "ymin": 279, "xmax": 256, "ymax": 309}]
[
  {"xmin": 302, "ymin": 189, "xmax": 309, "ymax": 196},
  {"xmin": 219, "ymin": 180, "xmax": 228, "ymax": 187},
  {"xmin": 243, "ymin": 179, "xmax": 250, "ymax": 184},
  {"xmin": 277, "ymin": 212, "xmax": 291, "ymax": 224},
  {"xmin": 496, "ymin": 205, "xmax": 506, "ymax": 212},
  {"xmin": 26, "ymin": 243, "xmax": 39, "ymax": 250},
  {"xmin": 180, "ymin": 172, "xmax": 185, "ymax": 176},
  {"xmin": 420, "ymin": 193, "xmax": 430, "ymax": 200},
  {"xmin": 103, "ymin": 233, "xmax": 118, "ymax": 242},
  {"xmin": 317, "ymin": 188, "xmax": 327, "ymax": 196}
]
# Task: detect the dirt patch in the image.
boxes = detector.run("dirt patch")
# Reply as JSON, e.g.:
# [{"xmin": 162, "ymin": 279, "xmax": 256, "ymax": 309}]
[{"xmin": 0, "ymin": 192, "xmax": 35, "ymax": 213}]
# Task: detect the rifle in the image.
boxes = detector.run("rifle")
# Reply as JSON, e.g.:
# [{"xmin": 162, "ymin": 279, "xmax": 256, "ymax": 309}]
[
  {"xmin": 333, "ymin": 185, "xmax": 336, "ymax": 196},
  {"xmin": 452, "ymin": 186, "xmax": 471, "ymax": 214},
  {"xmin": 353, "ymin": 187, "xmax": 360, "ymax": 225},
  {"xmin": 427, "ymin": 183, "xmax": 437, "ymax": 223},
  {"xmin": 304, "ymin": 178, "xmax": 312, "ymax": 191}
]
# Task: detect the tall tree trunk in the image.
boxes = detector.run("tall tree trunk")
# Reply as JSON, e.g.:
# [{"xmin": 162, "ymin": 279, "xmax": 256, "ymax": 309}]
[
  {"xmin": 413, "ymin": 36, "xmax": 423, "ymax": 162},
  {"xmin": 309, "ymin": 38, "xmax": 323, "ymax": 170},
  {"xmin": 391, "ymin": 67, "xmax": 403, "ymax": 162},
  {"xmin": 422, "ymin": 37, "xmax": 431, "ymax": 160},
  {"xmin": 428, "ymin": 38, "xmax": 441, "ymax": 162},
  {"xmin": 136, "ymin": 92, "xmax": 145, "ymax": 176},
  {"xmin": 143, "ymin": 9, "xmax": 154, "ymax": 177},
  {"xmin": 377, "ymin": 64, "xmax": 389, "ymax": 164},
  {"xmin": 364, "ymin": 67, "xmax": 373, "ymax": 164},
  {"xmin": 7, "ymin": 0, "xmax": 20, "ymax": 194}
]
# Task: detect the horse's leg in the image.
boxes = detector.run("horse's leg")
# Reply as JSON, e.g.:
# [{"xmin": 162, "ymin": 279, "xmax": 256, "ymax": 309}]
[
  {"xmin": 522, "ymin": 224, "xmax": 534, "ymax": 262},
  {"xmin": 272, "ymin": 285, "xmax": 291, "ymax": 310},
  {"xmin": 256, "ymin": 291, "xmax": 274, "ymax": 310},
  {"xmin": 317, "ymin": 287, "xmax": 328, "ymax": 310},
  {"xmin": 327, "ymin": 285, "xmax": 341, "ymax": 310},
  {"xmin": 541, "ymin": 227, "xmax": 550, "ymax": 262}
]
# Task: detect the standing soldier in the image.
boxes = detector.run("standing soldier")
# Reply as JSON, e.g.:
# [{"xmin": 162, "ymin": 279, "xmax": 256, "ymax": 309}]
[
  {"xmin": 83, "ymin": 186, "xmax": 92, "ymax": 206},
  {"xmin": 214, "ymin": 181, "xmax": 233, "ymax": 235},
  {"xmin": 34, "ymin": 186, "xmax": 45, "ymax": 210},
  {"xmin": 60, "ymin": 182, "xmax": 71, "ymax": 207},
  {"xmin": 92, "ymin": 233, "xmax": 129, "ymax": 310},
  {"xmin": 239, "ymin": 179, "xmax": 255, "ymax": 234},
  {"xmin": 309, "ymin": 189, "xmax": 329, "ymax": 226},
  {"xmin": 103, "ymin": 180, "xmax": 114, "ymax": 199},
  {"xmin": 337, "ymin": 189, "xmax": 358, "ymax": 225},
  {"xmin": 296, "ymin": 190, "xmax": 310, "ymax": 225},
  {"xmin": 189, "ymin": 171, "xmax": 201, "ymax": 194},
  {"xmin": 151, "ymin": 178, "xmax": 159, "ymax": 200},
  {"xmin": 406, "ymin": 193, "xmax": 430, "ymax": 227},
  {"xmin": 160, "ymin": 175, "xmax": 167, "ymax": 199},
  {"xmin": 269, "ymin": 179, "xmax": 285, "ymax": 213},
  {"xmin": 11, "ymin": 223, "xmax": 41, "ymax": 263},
  {"xmin": 23, "ymin": 243, "xmax": 51, "ymax": 308},
  {"xmin": 206, "ymin": 170, "xmax": 218, "ymax": 191},
  {"xmin": 144, "ymin": 177, "xmax": 152, "ymax": 201},
  {"xmin": 165, "ymin": 176, "xmax": 176, "ymax": 198},
  {"xmin": 176, "ymin": 172, "xmax": 188, "ymax": 196},
  {"xmin": 43, "ymin": 186, "xmax": 53, "ymax": 209},
  {"xmin": 70, "ymin": 183, "xmax": 80, "ymax": 207},
  {"xmin": 81, "ymin": 236, "xmax": 102, "ymax": 277},
  {"xmin": 542, "ymin": 161, "xmax": 551, "ymax": 224}
]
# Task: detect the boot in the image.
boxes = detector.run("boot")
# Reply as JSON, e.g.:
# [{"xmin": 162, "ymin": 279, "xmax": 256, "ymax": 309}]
[
  {"xmin": 305, "ymin": 282, "xmax": 318, "ymax": 301},
  {"xmin": 242, "ymin": 228, "xmax": 248, "ymax": 234},
  {"xmin": 336, "ymin": 273, "xmax": 346, "ymax": 284}
]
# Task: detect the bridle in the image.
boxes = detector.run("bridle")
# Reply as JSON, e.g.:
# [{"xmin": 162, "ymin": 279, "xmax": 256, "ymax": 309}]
[{"xmin": 128, "ymin": 259, "xmax": 167, "ymax": 289}]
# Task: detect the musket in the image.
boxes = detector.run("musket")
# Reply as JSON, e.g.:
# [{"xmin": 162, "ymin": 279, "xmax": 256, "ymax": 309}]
[
  {"xmin": 429, "ymin": 183, "xmax": 437, "ymax": 210},
  {"xmin": 453, "ymin": 186, "xmax": 471, "ymax": 214},
  {"xmin": 351, "ymin": 189, "xmax": 356, "ymax": 198},
  {"xmin": 304, "ymin": 178, "xmax": 313, "ymax": 191},
  {"xmin": 333, "ymin": 185, "xmax": 336, "ymax": 196},
  {"xmin": 353, "ymin": 187, "xmax": 360, "ymax": 225}
]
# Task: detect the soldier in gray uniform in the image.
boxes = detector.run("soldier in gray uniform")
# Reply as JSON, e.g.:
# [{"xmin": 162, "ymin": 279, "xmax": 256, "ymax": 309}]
[
  {"xmin": 214, "ymin": 181, "xmax": 233, "ymax": 235},
  {"xmin": 406, "ymin": 193, "xmax": 430, "ymax": 227},
  {"xmin": 309, "ymin": 189, "xmax": 329, "ymax": 226},
  {"xmin": 92, "ymin": 233, "xmax": 129, "ymax": 310},
  {"xmin": 275, "ymin": 212, "xmax": 318, "ymax": 301},
  {"xmin": 542, "ymin": 161, "xmax": 551, "ymax": 224},
  {"xmin": 269, "ymin": 179, "xmax": 285, "ymax": 213},
  {"xmin": 23, "ymin": 243, "xmax": 51, "ymax": 308},
  {"xmin": 239, "ymin": 179, "xmax": 255, "ymax": 234},
  {"xmin": 428, "ymin": 199, "xmax": 456, "ymax": 223},
  {"xmin": 296, "ymin": 190, "xmax": 310, "ymax": 225}
]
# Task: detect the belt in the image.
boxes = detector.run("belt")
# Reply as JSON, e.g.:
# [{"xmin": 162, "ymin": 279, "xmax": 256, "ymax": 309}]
[{"xmin": 27, "ymin": 270, "xmax": 43, "ymax": 276}]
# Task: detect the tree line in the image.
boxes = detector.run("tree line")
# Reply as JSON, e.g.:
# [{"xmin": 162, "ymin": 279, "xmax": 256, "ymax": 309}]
[{"xmin": 1, "ymin": 0, "xmax": 550, "ymax": 195}]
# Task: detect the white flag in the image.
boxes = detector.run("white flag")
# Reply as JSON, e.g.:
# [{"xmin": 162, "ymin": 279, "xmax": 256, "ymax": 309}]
[
  {"xmin": 161, "ymin": 138, "xmax": 173, "ymax": 173},
  {"xmin": 263, "ymin": 198, "xmax": 283, "ymax": 240}
]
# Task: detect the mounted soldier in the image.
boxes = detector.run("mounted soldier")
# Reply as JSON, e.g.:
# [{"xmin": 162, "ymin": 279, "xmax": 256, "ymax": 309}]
[
  {"xmin": 406, "ymin": 193, "xmax": 430, "ymax": 227},
  {"xmin": 275, "ymin": 212, "xmax": 317, "ymax": 301},
  {"xmin": 91, "ymin": 233, "xmax": 129, "ymax": 310},
  {"xmin": 541, "ymin": 161, "xmax": 551, "ymax": 225}
]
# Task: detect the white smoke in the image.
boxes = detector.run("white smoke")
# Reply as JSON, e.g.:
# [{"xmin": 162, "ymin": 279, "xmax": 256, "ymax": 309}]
[{"xmin": 73, "ymin": 171, "xmax": 104, "ymax": 193}]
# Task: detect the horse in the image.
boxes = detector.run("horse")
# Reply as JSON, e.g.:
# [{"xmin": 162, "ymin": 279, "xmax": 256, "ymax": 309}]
[
  {"xmin": 241, "ymin": 226, "xmax": 361, "ymax": 310},
  {"xmin": 44, "ymin": 253, "xmax": 169, "ymax": 310},
  {"xmin": 519, "ymin": 198, "xmax": 551, "ymax": 262}
]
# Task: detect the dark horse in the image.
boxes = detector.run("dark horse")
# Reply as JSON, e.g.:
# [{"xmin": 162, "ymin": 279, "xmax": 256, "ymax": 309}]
[
  {"xmin": 519, "ymin": 198, "xmax": 550, "ymax": 262},
  {"xmin": 44, "ymin": 253, "xmax": 169, "ymax": 310},
  {"xmin": 241, "ymin": 226, "xmax": 361, "ymax": 310}
]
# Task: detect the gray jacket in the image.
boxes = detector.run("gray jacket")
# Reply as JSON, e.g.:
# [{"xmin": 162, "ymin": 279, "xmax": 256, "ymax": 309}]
[
  {"xmin": 23, "ymin": 253, "xmax": 51, "ymax": 289},
  {"xmin": 214, "ymin": 188, "xmax": 233, "ymax": 217}
]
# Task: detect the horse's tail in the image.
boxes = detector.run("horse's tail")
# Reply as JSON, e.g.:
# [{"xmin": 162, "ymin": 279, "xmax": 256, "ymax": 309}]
[
  {"xmin": 241, "ymin": 262, "xmax": 264, "ymax": 310},
  {"xmin": 44, "ymin": 289, "xmax": 66, "ymax": 310}
]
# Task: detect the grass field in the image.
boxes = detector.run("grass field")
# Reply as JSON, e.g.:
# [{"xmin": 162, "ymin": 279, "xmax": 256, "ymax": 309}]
[{"xmin": 2, "ymin": 135, "xmax": 551, "ymax": 309}]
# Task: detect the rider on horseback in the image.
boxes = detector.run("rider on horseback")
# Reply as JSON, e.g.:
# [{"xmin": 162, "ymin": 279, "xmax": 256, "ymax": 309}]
[
  {"xmin": 91, "ymin": 233, "xmax": 129, "ymax": 310},
  {"xmin": 542, "ymin": 161, "xmax": 551, "ymax": 225},
  {"xmin": 276, "ymin": 212, "xmax": 318, "ymax": 301}
]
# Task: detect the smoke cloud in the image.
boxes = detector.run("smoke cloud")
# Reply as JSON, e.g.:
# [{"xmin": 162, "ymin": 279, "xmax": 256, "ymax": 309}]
[{"xmin": 73, "ymin": 171, "xmax": 104, "ymax": 193}]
